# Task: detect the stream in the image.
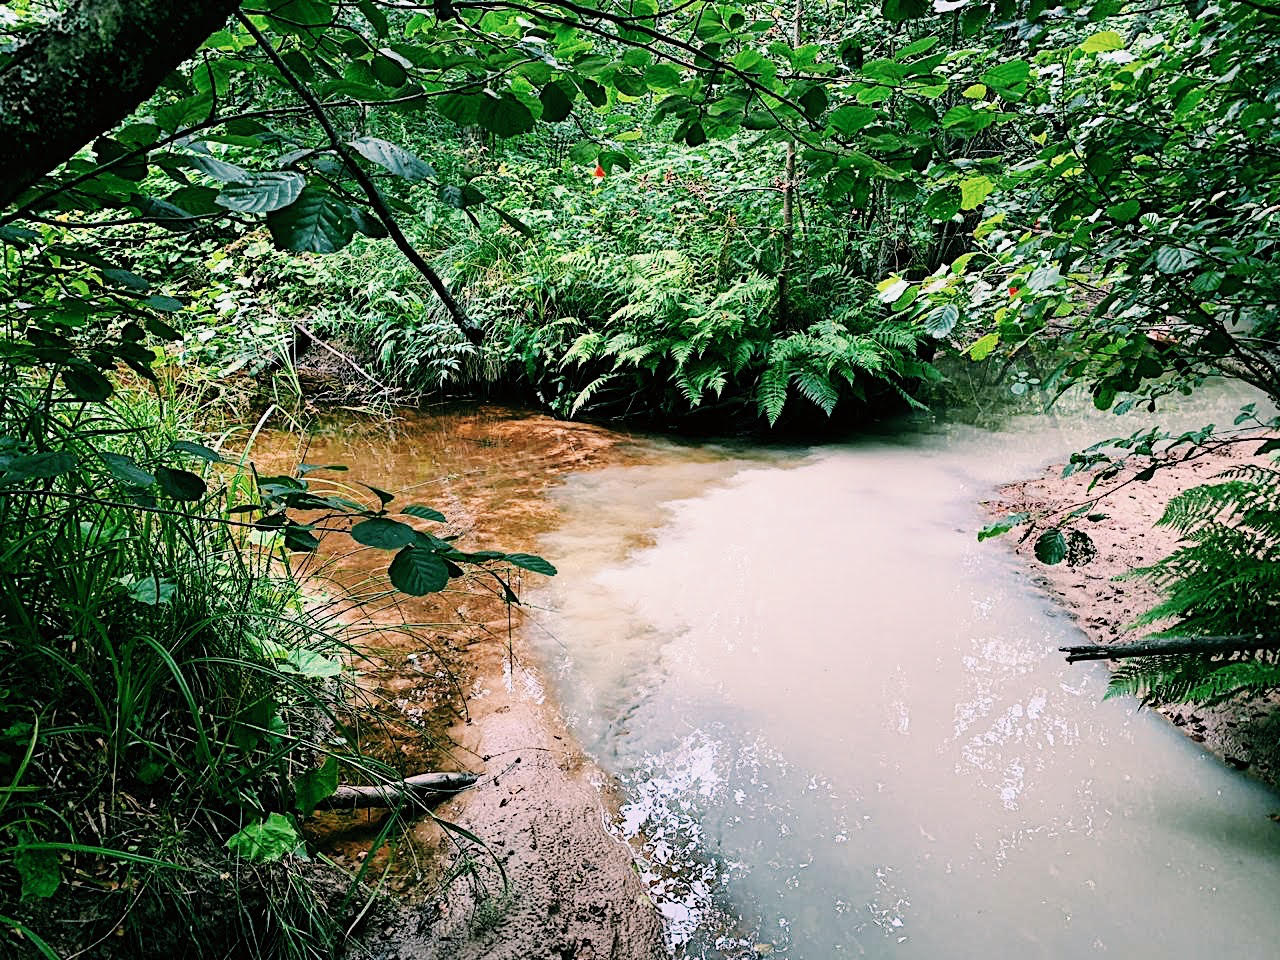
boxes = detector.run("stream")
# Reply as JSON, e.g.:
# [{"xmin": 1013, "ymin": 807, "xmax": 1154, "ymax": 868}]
[{"xmin": 522, "ymin": 388, "xmax": 1280, "ymax": 958}]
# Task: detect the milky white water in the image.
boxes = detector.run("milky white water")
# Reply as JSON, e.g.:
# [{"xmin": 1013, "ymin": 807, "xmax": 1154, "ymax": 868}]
[{"xmin": 530, "ymin": 391, "xmax": 1280, "ymax": 958}]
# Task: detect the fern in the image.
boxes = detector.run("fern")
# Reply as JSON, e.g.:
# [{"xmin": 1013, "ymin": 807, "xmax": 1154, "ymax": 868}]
[{"xmin": 1109, "ymin": 465, "xmax": 1280, "ymax": 705}]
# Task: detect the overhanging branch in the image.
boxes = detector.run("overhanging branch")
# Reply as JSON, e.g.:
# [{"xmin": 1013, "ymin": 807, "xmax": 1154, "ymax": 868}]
[{"xmin": 0, "ymin": 0, "xmax": 243, "ymax": 209}]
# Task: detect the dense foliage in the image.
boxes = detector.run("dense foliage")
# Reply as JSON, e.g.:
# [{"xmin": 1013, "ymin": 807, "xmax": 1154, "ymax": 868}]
[{"xmin": 2, "ymin": 0, "xmax": 1280, "ymax": 954}]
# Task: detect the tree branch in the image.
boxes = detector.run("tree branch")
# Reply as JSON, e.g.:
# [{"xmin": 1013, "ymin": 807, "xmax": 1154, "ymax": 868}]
[
  {"xmin": 236, "ymin": 11, "xmax": 480, "ymax": 344},
  {"xmin": 0, "ymin": 0, "xmax": 243, "ymax": 209},
  {"xmin": 1061, "ymin": 635, "xmax": 1280, "ymax": 663}
]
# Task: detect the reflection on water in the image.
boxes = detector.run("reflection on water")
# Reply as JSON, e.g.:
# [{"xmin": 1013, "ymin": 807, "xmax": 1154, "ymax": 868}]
[{"xmin": 532, "ymin": 390, "xmax": 1280, "ymax": 958}]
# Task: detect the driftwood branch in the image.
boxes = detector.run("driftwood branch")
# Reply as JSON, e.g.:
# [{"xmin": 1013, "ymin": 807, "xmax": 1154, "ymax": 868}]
[
  {"xmin": 316, "ymin": 771, "xmax": 478, "ymax": 811},
  {"xmin": 1061, "ymin": 635, "xmax": 1280, "ymax": 663}
]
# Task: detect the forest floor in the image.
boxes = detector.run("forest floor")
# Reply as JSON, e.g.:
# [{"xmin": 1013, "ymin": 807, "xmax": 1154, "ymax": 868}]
[{"xmin": 990, "ymin": 439, "xmax": 1280, "ymax": 789}]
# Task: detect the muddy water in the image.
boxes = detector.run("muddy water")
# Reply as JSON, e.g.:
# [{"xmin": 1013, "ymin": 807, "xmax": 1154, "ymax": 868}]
[{"xmin": 529, "ymin": 391, "xmax": 1280, "ymax": 958}]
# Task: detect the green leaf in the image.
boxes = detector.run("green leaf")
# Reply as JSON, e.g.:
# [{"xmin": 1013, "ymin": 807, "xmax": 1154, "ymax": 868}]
[
  {"xmin": 282, "ymin": 646, "xmax": 342, "ymax": 678},
  {"xmin": 1155, "ymin": 246, "xmax": 1195, "ymax": 274},
  {"xmin": 969, "ymin": 332, "xmax": 999, "ymax": 361},
  {"xmin": 62, "ymin": 364, "xmax": 114, "ymax": 401},
  {"xmin": 502, "ymin": 553, "xmax": 557, "ymax": 576},
  {"xmin": 798, "ymin": 85, "xmax": 829, "ymax": 120},
  {"xmin": 981, "ymin": 60, "xmax": 1030, "ymax": 93},
  {"xmin": 263, "ymin": 0, "xmax": 332, "ymax": 29},
  {"xmin": 155, "ymin": 466, "xmax": 206, "ymax": 501},
  {"xmin": 171, "ymin": 440, "xmax": 224, "ymax": 462},
  {"xmin": 439, "ymin": 184, "xmax": 486, "ymax": 209},
  {"xmin": 923, "ymin": 186, "xmax": 961, "ymax": 221},
  {"xmin": 348, "ymin": 137, "xmax": 437, "ymax": 181},
  {"xmin": 539, "ymin": 81, "xmax": 575, "ymax": 123},
  {"xmin": 388, "ymin": 545, "xmax": 451, "ymax": 595},
  {"xmin": 101, "ymin": 452, "xmax": 154, "ymax": 487},
  {"xmin": 977, "ymin": 512, "xmax": 1029, "ymax": 541},
  {"xmin": 924, "ymin": 303, "xmax": 959, "ymax": 339},
  {"xmin": 14, "ymin": 846, "xmax": 60, "ymax": 900},
  {"xmin": 1106, "ymin": 199, "xmax": 1141, "ymax": 222},
  {"xmin": 293, "ymin": 758, "xmax": 338, "ymax": 816},
  {"xmin": 187, "ymin": 153, "xmax": 249, "ymax": 182},
  {"xmin": 350, "ymin": 517, "xmax": 418, "ymax": 548},
  {"xmin": 402, "ymin": 504, "xmax": 446, "ymax": 522},
  {"xmin": 1034, "ymin": 528, "xmax": 1067, "ymax": 565},
  {"xmin": 828, "ymin": 105, "xmax": 876, "ymax": 137},
  {"xmin": 226, "ymin": 813, "xmax": 302, "ymax": 863},
  {"xmin": 144, "ymin": 295, "xmax": 184, "ymax": 314},
  {"xmin": 0, "ymin": 450, "xmax": 77, "ymax": 481},
  {"xmin": 882, "ymin": 0, "xmax": 928, "ymax": 22},
  {"xmin": 959, "ymin": 176, "xmax": 994, "ymax": 210},
  {"xmin": 267, "ymin": 188, "xmax": 355, "ymax": 253},
  {"xmin": 1078, "ymin": 30, "xmax": 1124, "ymax": 53},
  {"xmin": 123, "ymin": 575, "xmax": 177, "ymax": 606},
  {"xmin": 216, "ymin": 172, "xmax": 305, "ymax": 213},
  {"xmin": 477, "ymin": 95, "xmax": 535, "ymax": 137}
]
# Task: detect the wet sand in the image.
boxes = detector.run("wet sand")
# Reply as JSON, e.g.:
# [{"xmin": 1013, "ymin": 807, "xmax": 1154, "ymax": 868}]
[
  {"xmin": 990, "ymin": 439, "xmax": 1280, "ymax": 787},
  {"xmin": 252, "ymin": 407, "xmax": 665, "ymax": 959}
]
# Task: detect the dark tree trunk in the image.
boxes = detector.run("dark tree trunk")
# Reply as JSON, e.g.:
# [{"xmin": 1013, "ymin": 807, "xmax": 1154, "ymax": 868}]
[{"xmin": 0, "ymin": 0, "xmax": 241, "ymax": 209}]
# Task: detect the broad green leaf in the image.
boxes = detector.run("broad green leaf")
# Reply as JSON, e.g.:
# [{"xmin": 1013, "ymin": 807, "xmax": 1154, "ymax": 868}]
[
  {"xmin": 502, "ymin": 553, "xmax": 558, "ymax": 576},
  {"xmin": 350, "ymin": 517, "xmax": 418, "ymax": 548},
  {"xmin": 171, "ymin": 441, "xmax": 224, "ymax": 462},
  {"xmin": 402, "ymin": 504, "xmax": 446, "ymax": 522},
  {"xmin": 187, "ymin": 153, "xmax": 249, "ymax": 183},
  {"xmin": 155, "ymin": 466, "xmax": 206, "ymax": 501},
  {"xmin": 282, "ymin": 647, "xmax": 342, "ymax": 678},
  {"xmin": 959, "ymin": 175, "xmax": 994, "ymax": 210},
  {"xmin": 101, "ymin": 452, "xmax": 154, "ymax": 487},
  {"xmin": 1106, "ymin": 199, "xmax": 1140, "ymax": 222},
  {"xmin": 266, "ymin": 188, "xmax": 355, "ymax": 253},
  {"xmin": 969, "ymin": 332, "xmax": 999, "ymax": 361},
  {"xmin": 388, "ymin": 545, "xmax": 451, "ymax": 595},
  {"xmin": 216, "ymin": 172, "xmax": 305, "ymax": 213},
  {"xmin": 1078, "ymin": 30, "xmax": 1124, "ymax": 53},
  {"xmin": 828, "ymin": 105, "xmax": 876, "ymax": 137},
  {"xmin": 62, "ymin": 364, "xmax": 113, "ymax": 401},
  {"xmin": 1, "ymin": 450, "xmax": 77, "ymax": 482},
  {"xmin": 977, "ymin": 512, "xmax": 1029, "ymax": 541},
  {"xmin": 293, "ymin": 758, "xmax": 338, "ymax": 816},
  {"xmin": 477, "ymin": 95, "xmax": 535, "ymax": 137},
  {"xmin": 348, "ymin": 137, "xmax": 437, "ymax": 181},
  {"xmin": 882, "ymin": 0, "xmax": 929, "ymax": 22},
  {"xmin": 226, "ymin": 813, "xmax": 302, "ymax": 863},
  {"xmin": 539, "ymin": 81, "xmax": 575, "ymax": 122},
  {"xmin": 1034, "ymin": 528, "xmax": 1067, "ymax": 565},
  {"xmin": 14, "ymin": 846, "xmax": 60, "ymax": 900},
  {"xmin": 924, "ymin": 303, "xmax": 959, "ymax": 338}
]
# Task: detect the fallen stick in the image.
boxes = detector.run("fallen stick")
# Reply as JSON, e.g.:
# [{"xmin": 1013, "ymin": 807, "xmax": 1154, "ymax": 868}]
[
  {"xmin": 1061, "ymin": 635, "xmax": 1280, "ymax": 663},
  {"xmin": 317, "ymin": 771, "xmax": 478, "ymax": 811}
]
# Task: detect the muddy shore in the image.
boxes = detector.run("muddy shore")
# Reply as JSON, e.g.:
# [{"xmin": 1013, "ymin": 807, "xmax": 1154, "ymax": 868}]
[
  {"xmin": 989, "ymin": 440, "xmax": 1280, "ymax": 788},
  {"xmin": 254, "ymin": 407, "xmax": 666, "ymax": 959}
]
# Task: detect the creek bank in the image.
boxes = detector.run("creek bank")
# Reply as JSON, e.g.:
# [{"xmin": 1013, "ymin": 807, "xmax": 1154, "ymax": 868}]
[
  {"xmin": 253, "ymin": 407, "xmax": 666, "ymax": 959},
  {"xmin": 989, "ymin": 440, "xmax": 1280, "ymax": 788}
]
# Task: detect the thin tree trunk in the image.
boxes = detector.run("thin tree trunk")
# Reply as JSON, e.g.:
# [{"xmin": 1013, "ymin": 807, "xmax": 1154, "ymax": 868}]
[
  {"xmin": 0, "ymin": 0, "xmax": 242, "ymax": 209},
  {"xmin": 777, "ymin": 0, "xmax": 803, "ymax": 327}
]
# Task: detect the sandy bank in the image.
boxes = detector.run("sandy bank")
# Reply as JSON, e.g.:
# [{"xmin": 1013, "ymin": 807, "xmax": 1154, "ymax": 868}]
[
  {"xmin": 256, "ymin": 408, "xmax": 664, "ymax": 959},
  {"xmin": 989, "ymin": 440, "xmax": 1280, "ymax": 788}
]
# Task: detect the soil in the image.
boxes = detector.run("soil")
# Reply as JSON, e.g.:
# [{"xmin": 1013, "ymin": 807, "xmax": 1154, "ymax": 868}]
[{"xmin": 988, "ymin": 438, "xmax": 1280, "ymax": 787}]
